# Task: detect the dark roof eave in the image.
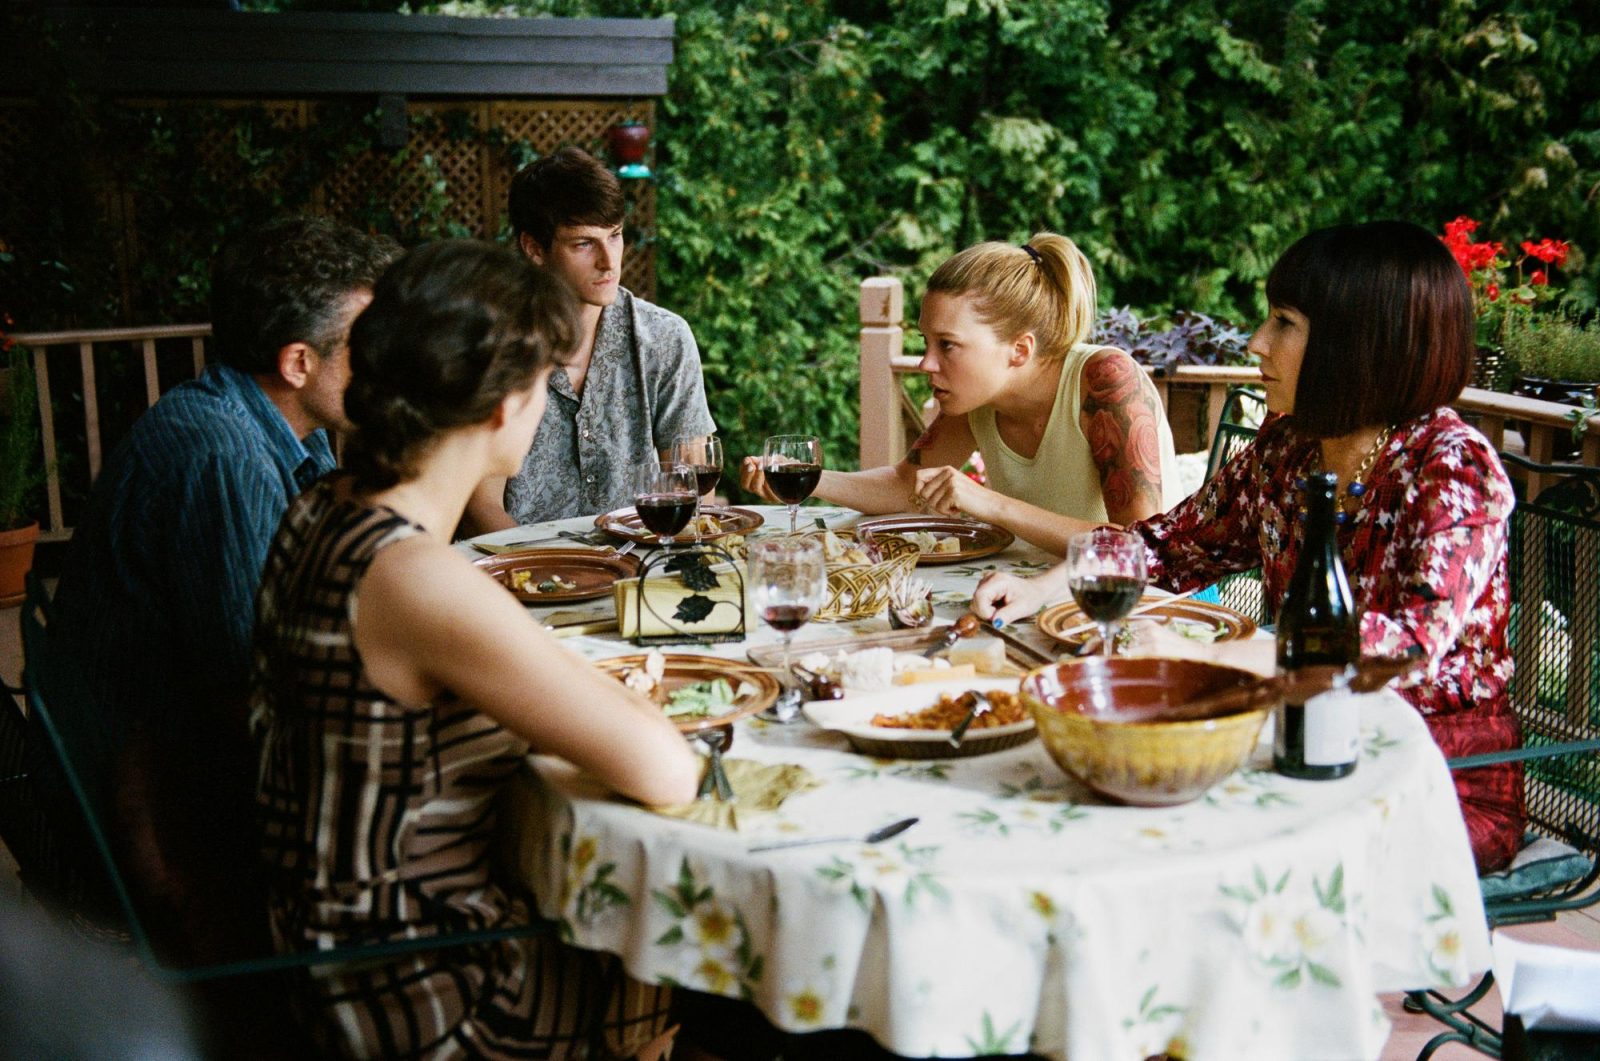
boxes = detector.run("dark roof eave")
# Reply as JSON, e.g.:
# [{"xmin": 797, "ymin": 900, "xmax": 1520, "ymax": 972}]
[{"xmin": 25, "ymin": 7, "xmax": 675, "ymax": 98}]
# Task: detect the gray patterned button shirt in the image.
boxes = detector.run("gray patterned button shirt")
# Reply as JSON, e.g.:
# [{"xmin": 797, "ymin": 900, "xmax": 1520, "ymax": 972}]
[{"xmin": 504, "ymin": 286, "xmax": 716, "ymax": 523}]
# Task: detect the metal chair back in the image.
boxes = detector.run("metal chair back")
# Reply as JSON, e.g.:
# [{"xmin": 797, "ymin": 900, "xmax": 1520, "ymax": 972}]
[
  {"xmin": 1406, "ymin": 455, "xmax": 1600, "ymax": 1059},
  {"xmin": 1203, "ymin": 387, "xmax": 1272, "ymax": 625},
  {"xmin": 1492, "ymin": 453, "xmax": 1600, "ymax": 921}
]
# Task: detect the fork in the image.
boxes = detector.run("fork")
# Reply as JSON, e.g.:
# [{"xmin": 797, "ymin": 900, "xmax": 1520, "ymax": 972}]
[{"xmin": 697, "ymin": 728, "xmax": 735, "ymax": 802}]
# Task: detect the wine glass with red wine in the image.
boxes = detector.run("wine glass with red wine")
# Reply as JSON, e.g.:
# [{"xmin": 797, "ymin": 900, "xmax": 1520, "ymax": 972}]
[
  {"xmin": 671, "ymin": 436, "xmax": 725, "ymax": 501},
  {"xmin": 748, "ymin": 536, "xmax": 827, "ymax": 721},
  {"xmin": 633, "ymin": 460, "xmax": 698, "ymax": 548},
  {"xmin": 1065, "ymin": 529, "xmax": 1148, "ymax": 657},
  {"xmin": 761, "ymin": 434, "xmax": 823, "ymax": 534}
]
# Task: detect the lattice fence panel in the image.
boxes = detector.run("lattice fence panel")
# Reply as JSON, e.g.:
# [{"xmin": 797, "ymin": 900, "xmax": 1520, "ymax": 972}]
[
  {"xmin": 0, "ymin": 102, "xmax": 39, "ymax": 258},
  {"xmin": 1, "ymin": 96, "xmax": 659, "ymax": 324}
]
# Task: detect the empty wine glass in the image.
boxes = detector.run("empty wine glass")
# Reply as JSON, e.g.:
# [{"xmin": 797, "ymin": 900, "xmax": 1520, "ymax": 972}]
[
  {"xmin": 748, "ymin": 536, "xmax": 828, "ymax": 722},
  {"xmin": 761, "ymin": 434, "xmax": 823, "ymax": 534},
  {"xmin": 633, "ymin": 459, "xmax": 698, "ymax": 548},
  {"xmin": 1065, "ymin": 529, "xmax": 1148, "ymax": 657}
]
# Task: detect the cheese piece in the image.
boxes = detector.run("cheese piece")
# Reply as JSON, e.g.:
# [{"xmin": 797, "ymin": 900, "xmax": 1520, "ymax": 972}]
[
  {"xmin": 947, "ymin": 638, "xmax": 1007, "ymax": 675},
  {"xmin": 893, "ymin": 663, "xmax": 975, "ymax": 685}
]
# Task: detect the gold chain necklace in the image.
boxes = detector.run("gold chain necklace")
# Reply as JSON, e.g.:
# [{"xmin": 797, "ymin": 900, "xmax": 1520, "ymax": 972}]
[{"xmin": 1309, "ymin": 425, "xmax": 1395, "ymax": 525}]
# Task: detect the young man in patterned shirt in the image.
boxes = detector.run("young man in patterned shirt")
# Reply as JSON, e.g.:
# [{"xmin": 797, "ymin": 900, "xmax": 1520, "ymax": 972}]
[{"xmin": 464, "ymin": 146, "xmax": 716, "ymax": 530}]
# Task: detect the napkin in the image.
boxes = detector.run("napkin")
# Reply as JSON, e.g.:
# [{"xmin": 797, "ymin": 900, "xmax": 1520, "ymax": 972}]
[
  {"xmin": 1492, "ymin": 933, "xmax": 1600, "ymax": 1032},
  {"xmin": 647, "ymin": 758, "xmax": 821, "ymax": 831},
  {"xmin": 614, "ymin": 566, "xmax": 746, "ymax": 639}
]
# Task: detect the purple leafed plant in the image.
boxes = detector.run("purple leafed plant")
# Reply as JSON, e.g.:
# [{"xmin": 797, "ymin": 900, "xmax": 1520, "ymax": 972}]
[{"xmin": 1091, "ymin": 307, "xmax": 1253, "ymax": 376}]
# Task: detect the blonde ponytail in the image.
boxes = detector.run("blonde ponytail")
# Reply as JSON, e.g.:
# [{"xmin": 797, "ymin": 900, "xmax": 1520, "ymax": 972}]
[{"xmin": 925, "ymin": 231, "xmax": 1097, "ymax": 361}]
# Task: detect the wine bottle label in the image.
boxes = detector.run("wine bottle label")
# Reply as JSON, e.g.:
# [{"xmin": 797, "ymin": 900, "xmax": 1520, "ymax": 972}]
[{"xmin": 1301, "ymin": 689, "xmax": 1361, "ymax": 766}]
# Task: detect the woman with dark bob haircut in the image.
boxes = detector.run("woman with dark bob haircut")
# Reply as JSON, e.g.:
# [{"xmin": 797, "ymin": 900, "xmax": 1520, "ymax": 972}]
[
  {"xmin": 251, "ymin": 240, "xmax": 698, "ymax": 1059},
  {"xmin": 974, "ymin": 220, "xmax": 1522, "ymax": 872}
]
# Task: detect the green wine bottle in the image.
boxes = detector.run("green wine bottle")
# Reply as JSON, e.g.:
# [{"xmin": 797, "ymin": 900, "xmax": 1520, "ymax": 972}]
[{"xmin": 1274, "ymin": 472, "xmax": 1361, "ymax": 780}]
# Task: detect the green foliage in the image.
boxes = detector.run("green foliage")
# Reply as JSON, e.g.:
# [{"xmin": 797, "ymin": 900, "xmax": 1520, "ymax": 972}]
[
  {"xmin": 529, "ymin": 0, "xmax": 1600, "ymax": 484},
  {"xmin": 1502, "ymin": 311, "xmax": 1600, "ymax": 382},
  {"xmin": 9, "ymin": 0, "xmax": 1600, "ymax": 494}
]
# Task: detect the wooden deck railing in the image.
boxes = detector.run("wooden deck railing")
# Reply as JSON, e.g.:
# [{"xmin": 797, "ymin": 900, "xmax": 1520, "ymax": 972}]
[
  {"xmin": 12, "ymin": 324, "xmax": 212, "ymax": 542},
  {"xmin": 9, "ymin": 292, "xmax": 1599, "ymax": 543},
  {"xmin": 858, "ymin": 277, "xmax": 1600, "ymax": 498}
]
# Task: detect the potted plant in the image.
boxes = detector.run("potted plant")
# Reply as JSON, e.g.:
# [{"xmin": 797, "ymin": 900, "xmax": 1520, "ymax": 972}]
[
  {"xmin": 1501, "ymin": 311, "xmax": 1600, "ymax": 459},
  {"xmin": 1439, "ymin": 216, "xmax": 1571, "ymax": 391},
  {"xmin": 0, "ymin": 330, "xmax": 46, "ymax": 607}
]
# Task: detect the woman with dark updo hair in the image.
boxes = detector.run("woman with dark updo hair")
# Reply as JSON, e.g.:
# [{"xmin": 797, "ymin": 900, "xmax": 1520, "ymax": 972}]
[{"xmin": 250, "ymin": 240, "xmax": 698, "ymax": 1060}]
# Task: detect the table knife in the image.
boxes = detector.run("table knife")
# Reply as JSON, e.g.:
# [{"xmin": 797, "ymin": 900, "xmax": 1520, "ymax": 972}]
[{"xmin": 981, "ymin": 624, "xmax": 1055, "ymax": 666}]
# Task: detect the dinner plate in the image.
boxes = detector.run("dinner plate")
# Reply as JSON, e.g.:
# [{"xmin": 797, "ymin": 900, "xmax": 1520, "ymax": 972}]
[
  {"xmin": 475, "ymin": 548, "xmax": 641, "ymax": 605},
  {"xmin": 594, "ymin": 654, "xmax": 781, "ymax": 734},
  {"xmin": 1036, "ymin": 595, "xmax": 1257, "ymax": 649},
  {"xmin": 802, "ymin": 677, "xmax": 1036, "ymax": 759},
  {"xmin": 853, "ymin": 515, "xmax": 1015, "ymax": 565},
  {"xmin": 595, "ymin": 504, "xmax": 764, "ymax": 545}
]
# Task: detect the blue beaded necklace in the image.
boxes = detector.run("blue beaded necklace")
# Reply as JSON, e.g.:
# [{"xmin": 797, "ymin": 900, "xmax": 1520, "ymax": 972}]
[{"xmin": 1312, "ymin": 425, "xmax": 1396, "ymax": 525}]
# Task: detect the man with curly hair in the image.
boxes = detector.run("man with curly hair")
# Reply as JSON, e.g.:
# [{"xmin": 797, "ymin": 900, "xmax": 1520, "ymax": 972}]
[{"xmin": 47, "ymin": 215, "xmax": 398, "ymax": 967}]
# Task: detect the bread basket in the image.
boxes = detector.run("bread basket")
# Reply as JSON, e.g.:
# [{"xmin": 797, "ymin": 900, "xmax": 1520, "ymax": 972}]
[{"xmin": 818, "ymin": 534, "xmax": 920, "ymax": 621}]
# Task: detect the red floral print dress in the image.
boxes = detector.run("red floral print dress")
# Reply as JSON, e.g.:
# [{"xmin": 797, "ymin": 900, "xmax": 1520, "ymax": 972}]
[{"xmin": 1133, "ymin": 407, "xmax": 1522, "ymax": 872}]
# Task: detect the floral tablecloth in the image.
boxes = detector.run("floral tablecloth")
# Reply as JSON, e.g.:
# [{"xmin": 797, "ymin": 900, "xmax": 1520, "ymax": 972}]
[{"xmin": 474, "ymin": 507, "xmax": 1492, "ymax": 1061}]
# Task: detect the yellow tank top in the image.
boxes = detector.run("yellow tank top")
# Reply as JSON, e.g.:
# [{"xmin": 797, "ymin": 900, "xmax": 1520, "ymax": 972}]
[{"xmin": 968, "ymin": 344, "xmax": 1184, "ymax": 522}]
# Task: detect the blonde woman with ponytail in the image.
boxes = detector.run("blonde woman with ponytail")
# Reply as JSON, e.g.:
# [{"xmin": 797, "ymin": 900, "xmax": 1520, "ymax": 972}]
[{"xmin": 742, "ymin": 233, "xmax": 1181, "ymax": 554}]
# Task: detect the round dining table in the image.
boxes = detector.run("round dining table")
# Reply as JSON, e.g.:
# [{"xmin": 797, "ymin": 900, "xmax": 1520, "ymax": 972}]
[{"xmin": 470, "ymin": 505, "xmax": 1492, "ymax": 1061}]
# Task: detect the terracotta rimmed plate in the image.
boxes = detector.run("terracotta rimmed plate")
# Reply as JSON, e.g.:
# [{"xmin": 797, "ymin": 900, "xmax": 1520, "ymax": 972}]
[
  {"xmin": 802, "ymin": 677, "xmax": 1036, "ymax": 759},
  {"xmin": 595, "ymin": 504, "xmax": 764, "ymax": 545},
  {"xmin": 594, "ymin": 654, "xmax": 781, "ymax": 734},
  {"xmin": 853, "ymin": 515, "xmax": 1015, "ymax": 566},
  {"xmin": 475, "ymin": 548, "xmax": 640, "ymax": 605},
  {"xmin": 1036, "ymin": 595, "xmax": 1257, "ymax": 650}
]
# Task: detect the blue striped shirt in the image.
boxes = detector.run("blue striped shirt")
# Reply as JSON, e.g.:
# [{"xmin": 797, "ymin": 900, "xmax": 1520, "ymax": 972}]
[{"xmin": 51, "ymin": 364, "xmax": 335, "ymax": 753}]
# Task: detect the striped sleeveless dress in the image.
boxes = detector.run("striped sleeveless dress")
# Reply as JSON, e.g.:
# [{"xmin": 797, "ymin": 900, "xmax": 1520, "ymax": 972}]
[{"xmin": 251, "ymin": 476, "xmax": 670, "ymax": 1059}]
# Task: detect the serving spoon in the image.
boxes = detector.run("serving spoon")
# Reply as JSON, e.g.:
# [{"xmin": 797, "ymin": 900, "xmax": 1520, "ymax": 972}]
[
  {"xmin": 1103, "ymin": 652, "xmax": 1425, "ymax": 725},
  {"xmin": 947, "ymin": 690, "xmax": 991, "ymax": 748}
]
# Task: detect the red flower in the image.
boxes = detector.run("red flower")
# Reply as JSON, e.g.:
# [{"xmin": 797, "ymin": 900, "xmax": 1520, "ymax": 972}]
[
  {"xmin": 1486, "ymin": 284, "xmax": 1500, "ymax": 301},
  {"xmin": 1520, "ymin": 238, "xmax": 1571, "ymax": 268},
  {"xmin": 1444, "ymin": 216, "xmax": 1479, "ymax": 240},
  {"xmin": 1531, "ymin": 271, "xmax": 1548, "ymax": 287},
  {"xmin": 1470, "ymin": 242, "xmax": 1503, "ymax": 269}
]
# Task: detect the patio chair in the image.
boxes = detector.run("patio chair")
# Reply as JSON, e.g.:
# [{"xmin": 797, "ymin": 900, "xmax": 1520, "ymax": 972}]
[
  {"xmin": 1201, "ymin": 387, "xmax": 1273, "ymax": 626},
  {"xmin": 1404, "ymin": 454, "xmax": 1600, "ymax": 1059},
  {"xmin": 2, "ymin": 633, "xmax": 115, "ymax": 928},
  {"xmin": 17, "ymin": 572, "xmax": 583, "ymax": 1051}
]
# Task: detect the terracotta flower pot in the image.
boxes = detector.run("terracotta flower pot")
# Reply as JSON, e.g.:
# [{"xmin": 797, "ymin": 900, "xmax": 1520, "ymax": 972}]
[{"xmin": 0, "ymin": 521, "xmax": 40, "ymax": 608}]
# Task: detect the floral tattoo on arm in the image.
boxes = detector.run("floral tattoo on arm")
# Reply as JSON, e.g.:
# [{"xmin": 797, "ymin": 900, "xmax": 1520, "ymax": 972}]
[{"xmin": 1080, "ymin": 352, "xmax": 1165, "ymax": 521}]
